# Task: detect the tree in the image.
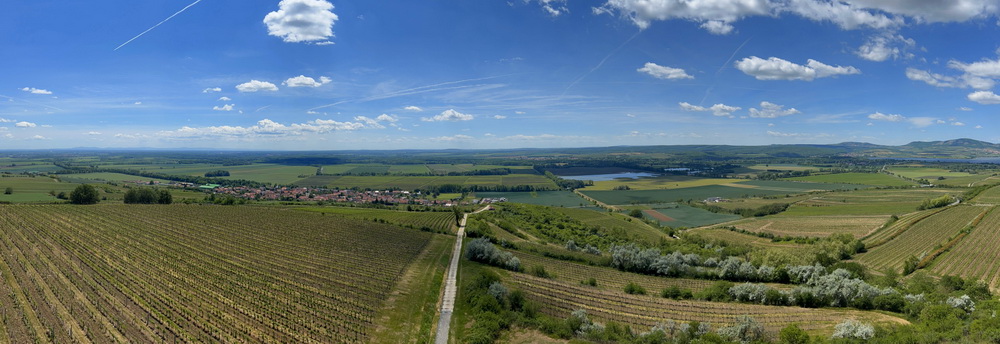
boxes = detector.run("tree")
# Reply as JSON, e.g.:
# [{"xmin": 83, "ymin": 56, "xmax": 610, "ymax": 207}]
[
  {"xmin": 779, "ymin": 324, "xmax": 810, "ymax": 344},
  {"xmin": 628, "ymin": 209, "xmax": 643, "ymax": 218},
  {"xmin": 158, "ymin": 189, "xmax": 173, "ymax": 204},
  {"xmin": 69, "ymin": 184, "xmax": 100, "ymax": 205},
  {"xmin": 3, "ymin": 187, "xmax": 11, "ymax": 195}
]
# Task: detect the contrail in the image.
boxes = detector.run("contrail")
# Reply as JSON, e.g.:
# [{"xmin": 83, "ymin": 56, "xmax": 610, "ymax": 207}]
[
  {"xmin": 563, "ymin": 31, "xmax": 641, "ymax": 95},
  {"xmin": 716, "ymin": 37, "xmax": 752, "ymax": 76},
  {"xmin": 307, "ymin": 74, "xmax": 516, "ymax": 111},
  {"xmin": 114, "ymin": 0, "xmax": 203, "ymax": 51}
]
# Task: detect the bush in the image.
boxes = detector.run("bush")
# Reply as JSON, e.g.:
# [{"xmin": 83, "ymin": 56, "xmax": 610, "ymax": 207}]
[
  {"xmin": 624, "ymin": 282, "xmax": 646, "ymax": 295},
  {"xmin": 779, "ymin": 324, "xmax": 809, "ymax": 344},
  {"xmin": 530, "ymin": 265, "xmax": 552, "ymax": 278},
  {"xmin": 831, "ymin": 319, "xmax": 874, "ymax": 340},
  {"xmin": 3, "ymin": 187, "xmax": 11, "ymax": 195},
  {"xmin": 465, "ymin": 238, "xmax": 521, "ymax": 271},
  {"xmin": 718, "ymin": 315, "xmax": 764, "ymax": 344},
  {"xmin": 69, "ymin": 184, "xmax": 100, "ymax": 205},
  {"xmin": 582, "ymin": 277, "xmax": 597, "ymax": 287},
  {"xmin": 661, "ymin": 285, "xmax": 693, "ymax": 300}
]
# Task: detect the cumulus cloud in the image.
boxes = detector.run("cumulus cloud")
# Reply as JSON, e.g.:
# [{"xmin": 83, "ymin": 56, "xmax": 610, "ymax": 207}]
[
  {"xmin": 868, "ymin": 112, "xmax": 905, "ymax": 122},
  {"xmin": 283, "ymin": 75, "xmax": 331, "ymax": 87},
  {"xmin": 134, "ymin": 101, "xmax": 142, "ymax": 105},
  {"xmin": 749, "ymin": 101, "xmax": 800, "ymax": 118},
  {"xmin": 906, "ymin": 67, "xmax": 995, "ymax": 90},
  {"xmin": 404, "ymin": 106, "xmax": 423, "ymax": 112},
  {"xmin": 421, "ymin": 109, "xmax": 474, "ymax": 122},
  {"xmin": 958, "ymin": 107, "xmax": 974, "ymax": 111},
  {"xmin": 535, "ymin": 0, "xmax": 568, "ymax": 16},
  {"xmin": 236, "ymin": 80, "xmax": 279, "ymax": 92},
  {"xmin": 161, "ymin": 118, "xmax": 369, "ymax": 140},
  {"xmin": 638, "ymin": 62, "xmax": 693, "ymax": 80},
  {"xmin": 264, "ymin": 0, "xmax": 338, "ymax": 44},
  {"xmin": 787, "ymin": 0, "xmax": 901, "ymax": 30},
  {"xmin": 594, "ymin": 0, "xmax": 770, "ymax": 31},
  {"xmin": 202, "ymin": 87, "xmax": 222, "ymax": 93},
  {"xmin": 0, "ymin": 118, "xmax": 14, "ymax": 123},
  {"xmin": 213, "ymin": 104, "xmax": 235, "ymax": 111},
  {"xmin": 856, "ymin": 33, "xmax": 915, "ymax": 62},
  {"xmin": 218, "ymin": 96, "xmax": 232, "ymax": 101},
  {"xmin": 968, "ymin": 90, "xmax": 1000, "ymax": 104},
  {"xmin": 735, "ymin": 56, "xmax": 860, "ymax": 81},
  {"xmin": 31, "ymin": 135, "xmax": 47, "ymax": 140},
  {"xmin": 700, "ymin": 20, "xmax": 735, "ymax": 34},
  {"xmin": 20, "ymin": 87, "xmax": 52, "ymax": 95},
  {"xmin": 377, "ymin": 114, "xmax": 399, "ymax": 123},
  {"xmin": 678, "ymin": 102, "xmax": 741, "ymax": 117},
  {"xmin": 15, "ymin": 121, "xmax": 37, "ymax": 128},
  {"xmin": 953, "ymin": 121, "xmax": 966, "ymax": 126}
]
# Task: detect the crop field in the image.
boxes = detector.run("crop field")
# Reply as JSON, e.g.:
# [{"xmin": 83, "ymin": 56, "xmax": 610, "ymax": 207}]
[
  {"xmin": 730, "ymin": 215, "xmax": 889, "ymax": 238},
  {"xmin": 102, "ymin": 163, "xmax": 316, "ymax": 185},
  {"xmin": 552, "ymin": 208, "xmax": 668, "ymax": 243},
  {"xmin": 785, "ymin": 173, "xmax": 914, "ymax": 186},
  {"xmin": 887, "ymin": 166, "xmax": 979, "ymax": 179},
  {"xmin": 857, "ymin": 205, "xmax": 986, "ymax": 273},
  {"xmin": 0, "ymin": 204, "xmax": 433, "ymax": 343},
  {"xmin": 781, "ymin": 188, "xmax": 957, "ymax": 216},
  {"xmin": 0, "ymin": 162, "xmax": 63, "ymax": 173},
  {"xmin": 475, "ymin": 191, "xmax": 590, "ymax": 207},
  {"xmin": 973, "ymin": 185, "xmax": 1000, "ymax": 204},
  {"xmin": 57, "ymin": 172, "xmax": 174, "ymax": 184},
  {"xmin": 583, "ymin": 176, "xmax": 747, "ymax": 191},
  {"xmin": 504, "ymin": 272, "xmax": 906, "ymax": 335},
  {"xmin": 296, "ymin": 206, "xmax": 457, "ymax": 232},
  {"xmin": 0, "ymin": 176, "xmax": 78, "ymax": 202},
  {"xmin": 931, "ymin": 207, "xmax": 1000, "ymax": 288},
  {"xmin": 686, "ymin": 228, "xmax": 813, "ymax": 262},
  {"xmin": 294, "ymin": 174, "xmax": 557, "ymax": 190},
  {"xmin": 645, "ymin": 205, "xmax": 741, "ymax": 228},
  {"xmin": 733, "ymin": 180, "xmax": 865, "ymax": 192},
  {"xmin": 743, "ymin": 164, "xmax": 817, "ymax": 172}
]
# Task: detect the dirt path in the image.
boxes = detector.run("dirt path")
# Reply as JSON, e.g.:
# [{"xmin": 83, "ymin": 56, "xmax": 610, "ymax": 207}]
[{"xmin": 434, "ymin": 206, "xmax": 490, "ymax": 344}]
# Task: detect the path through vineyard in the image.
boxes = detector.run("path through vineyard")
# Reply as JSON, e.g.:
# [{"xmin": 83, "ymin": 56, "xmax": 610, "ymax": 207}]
[{"xmin": 435, "ymin": 206, "xmax": 490, "ymax": 344}]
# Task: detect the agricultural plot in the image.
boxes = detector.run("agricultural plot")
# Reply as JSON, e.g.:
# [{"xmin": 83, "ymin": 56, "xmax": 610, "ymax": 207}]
[
  {"xmin": 296, "ymin": 174, "xmax": 557, "ymax": 191},
  {"xmin": 582, "ymin": 180, "xmax": 860, "ymax": 206},
  {"xmin": 973, "ymin": 185, "xmax": 1000, "ymax": 205},
  {"xmin": 931, "ymin": 207, "xmax": 1000, "ymax": 288},
  {"xmin": 0, "ymin": 205, "xmax": 433, "ymax": 343},
  {"xmin": 730, "ymin": 215, "xmax": 888, "ymax": 238},
  {"xmin": 297, "ymin": 206, "xmax": 457, "ymax": 232},
  {"xmin": 857, "ymin": 206, "xmax": 986, "ymax": 273},
  {"xmin": 504, "ymin": 272, "xmax": 906, "ymax": 335},
  {"xmin": 514, "ymin": 252, "xmax": 718, "ymax": 294},
  {"xmin": 103, "ymin": 163, "xmax": 316, "ymax": 185},
  {"xmin": 686, "ymin": 228, "xmax": 813, "ymax": 263},
  {"xmin": 781, "ymin": 188, "xmax": 958, "ymax": 216},
  {"xmin": 0, "ymin": 162, "xmax": 63, "ymax": 173},
  {"xmin": 475, "ymin": 191, "xmax": 590, "ymax": 207},
  {"xmin": 733, "ymin": 180, "xmax": 865, "ymax": 192},
  {"xmin": 888, "ymin": 166, "xmax": 979, "ymax": 180},
  {"xmin": 57, "ymin": 172, "xmax": 173, "ymax": 184},
  {"xmin": 553, "ymin": 208, "xmax": 668, "ymax": 243},
  {"xmin": 0, "ymin": 176, "xmax": 78, "ymax": 202},
  {"xmin": 644, "ymin": 205, "xmax": 740, "ymax": 228},
  {"xmin": 583, "ymin": 175, "xmax": 746, "ymax": 191},
  {"xmin": 785, "ymin": 173, "xmax": 914, "ymax": 187}
]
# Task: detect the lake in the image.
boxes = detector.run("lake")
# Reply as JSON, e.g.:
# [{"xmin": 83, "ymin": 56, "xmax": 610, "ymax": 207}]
[{"xmin": 559, "ymin": 172, "xmax": 659, "ymax": 181}]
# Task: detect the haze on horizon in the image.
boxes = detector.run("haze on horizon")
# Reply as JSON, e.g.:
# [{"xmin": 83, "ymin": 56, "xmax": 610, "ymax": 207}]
[{"xmin": 4, "ymin": 0, "xmax": 1000, "ymax": 150}]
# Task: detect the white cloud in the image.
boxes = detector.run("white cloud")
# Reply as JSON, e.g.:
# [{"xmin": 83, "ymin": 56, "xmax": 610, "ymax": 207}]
[
  {"xmin": 283, "ymin": 75, "xmax": 331, "ymax": 87},
  {"xmin": 767, "ymin": 130, "xmax": 805, "ymax": 137},
  {"xmin": 700, "ymin": 20, "xmax": 734, "ymax": 34},
  {"xmin": 786, "ymin": 0, "xmax": 901, "ymax": 30},
  {"xmin": 515, "ymin": 111, "xmax": 526, "ymax": 115},
  {"xmin": 749, "ymin": 101, "xmax": 800, "ymax": 118},
  {"xmin": 958, "ymin": 107, "xmax": 973, "ymax": 111},
  {"xmin": 134, "ymin": 101, "xmax": 142, "ymax": 105},
  {"xmin": 404, "ymin": 106, "xmax": 423, "ymax": 112},
  {"xmin": 534, "ymin": 0, "xmax": 568, "ymax": 16},
  {"xmin": 30, "ymin": 135, "xmax": 47, "ymax": 140},
  {"xmin": 968, "ymin": 90, "xmax": 1000, "ymax": 104},
  {"xmin": 949, "ymin": 58, "xmax": 1000, "ymax": 79},
  {"xmin": 494, "ymin": 115, "xmax": 507, "ymax": 119},
  {"xmin": 637, "ymin": 62, "xmax": 694, "ymax": 80},
  {"xmin": 236, "ymin": 80, "xmax": 279, "ymax": 92},
  {"xmin": 218, "ymin": 96, "xmax": 232, "ymax": 101},
  {"xmin": 976, "ymin": 125, "xmax": 983, "ymax": 129},
  {"xmin": 264, "ymin": 0, "xmax": 338, "ymax": 44},
  {"xmin": 868, "ymin": 112, "xmax": 905, "ymax": 122},
  {"xmin": 0, "ymin": 118, "xmax": 14, "ymax": 123},
  {"xmin": 856, "ymin": 33, "xmax": 915, "ymax": 62},
  {"xmin": 87, "ymin": 131, "xmax": 102, "ymax": 135},
  {"xmin": 20, "ymin": 87, "xmax": 52, "ymax": 95},
  {"xmin": 202, "ymin": 87, "xmax": 222, "ymax": 93},
  {"xmin": 15, "ymin": 121, "xmax": 37, "ymax": 128},
  {"xmin": 376, "ymin": 114, "xmax": 399, "ymax": 123},
  {"xmin": 679, "ymin": 102, "xmax": 741, "ymax": 117},
  {"xmin": 161, "ymin": 118, "xmax": 368, "ymax": 140},
  {"xmin": 594, "ymin": 0, "xmax": 770, "ymax": 31},
  {"xmin": 431, "ymin": 134, "xmax": 474, "ymax": 142},
  {"xmin": 625, "ymin": 114, "xmax": 636, "ymax": 118},
  {"xmin": 213, "ymin": 104, "xmax": 235, "ymax": 111},
  {"xmin": 909, "ymin": 117, "xmax": 938, "ymax": 127},
  {"xmin": 421, "ymin": 109, "xmax": 474, "ymax": 122},
  {"xmin": 735, "ymin": 56, "xmax": 860, "ymax": 81},
  {"xmin": 906, "ymin": 67, "xmax": 995, "ymax": 90},
  {"xmin": 953, "ymin": 122, "xmax": 966, "ymax": 126},
  {"xmin": 847, "ymin": 0, "xmax": 1000, "ymax": 23}
]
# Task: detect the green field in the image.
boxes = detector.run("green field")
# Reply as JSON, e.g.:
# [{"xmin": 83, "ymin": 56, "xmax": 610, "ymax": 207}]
[
  {"xmin": 583, "ymin": 175, "xmax": 747, "ymax": 191},
  {"xmin": 729, "ymin": 215, "xmax": 889, "ymax": 238},
  {"xmin": 297, "ymin": 206, "xmax": 457, "ymax": 232},
  {"xmin": 553, "ymin": 207, "xmax": 668, "ymax": 243},
  {"xmin": 858, "ymin": 205, "xmax": 986, "ymax": 273},
  {"xmin": 781, "ymin": 188, "xmax": 957, "ymax": 216},
  {"xmin": 644, "ymin": 204, "xmax": 741, "ymax": 228},
  {"xmin": 475, "ymin": 191, "xmax": 590, "ymax": 207},
  {"xmin": 785, "ymin": 173, "xmax": 914, "ymax": 186},
  {"xmin": 295, "ymin": 174, "xmax": 557, "ymax": 190},
  {"xmin": 58, "ymin": 172, "xmax": 174, "ymax": 184},
  {"xmin": 102, "ymin": 163, "xmax": 316, "ymax": 185},
  {"xmin": 581, "ymin": 181, "xmax": 860, "ymax": 205},
  {"xmin": 0, "ymin": 176, "xmax": 78, "ymax": 202}
]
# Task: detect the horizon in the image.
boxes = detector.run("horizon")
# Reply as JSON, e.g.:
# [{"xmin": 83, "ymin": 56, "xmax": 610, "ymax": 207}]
[{"xmin": 6, "ymin": 1, "xmax": 1000, "ymax": 149}]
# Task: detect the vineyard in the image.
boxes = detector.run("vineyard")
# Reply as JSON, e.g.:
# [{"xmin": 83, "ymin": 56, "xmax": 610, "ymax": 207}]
[
  {"xmin": 297, "ymin": 206, "xmax": 456, "ymax": 233},
  {"xmin": 931, "ymin": 206, "xmax": 1000, "ymax": 289},
  {"xmin": 504, "ymin": 272, "xmax": 907, "ymax": 335},
  {"xmin": 514, "ymin": 251, "xmax": 720, "ymax": 293},
  {"xmin": 729, "ymin": 215, "xmax": 888, "ymax": 238},
  {"xmin": 0, "ymin": 204, "xmax": 433, "ymax": 343},
  {"xmin": 857, "ymin": 206, "xmax": 986, "ymax": 273},
  {"xmin": 973, "ymin": 185, "xmax": 1000, "ymax": 205}
]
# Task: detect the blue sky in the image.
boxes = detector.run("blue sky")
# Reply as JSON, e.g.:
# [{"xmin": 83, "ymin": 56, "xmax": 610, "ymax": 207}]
[{"xmin": 4, "ymin": 0, "xmax": 1000, "ymax": 150}]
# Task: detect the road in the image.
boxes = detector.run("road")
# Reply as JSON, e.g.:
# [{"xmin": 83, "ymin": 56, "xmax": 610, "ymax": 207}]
[{"xmin": 434, "ymin": 206, "xmax": 490, "ymax": 344}]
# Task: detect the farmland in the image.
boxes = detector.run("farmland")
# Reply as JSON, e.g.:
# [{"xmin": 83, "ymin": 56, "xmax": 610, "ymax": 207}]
[
  {"xmin": 0, "ymin": 204, "xmax": 436, "ymax": 343},
  {"xmin": 475, "ymin": 191, "xmax": 590, "ymax": 207},
  {"xmin": 784, "ymin": 172, "xmax": 914, "ymax": 186},
  {"xmin": 643, "ymin": 205, "xmax": 741, "ymax": 228},
  {"xmin": 857, "ymin": 205, "xmax": 987, "ymax": 273},
  {"xmin": 0, "ymin": 176, "xmax": 79, "ymax": 202},
  {"xmin": 294, "ymin": 174, "xmax": 557, "ymax": 190},
  {"xmin": 780, "ymin": 188, "xmax": 957, "ymax": 216},
  {"xmin": 98, "ymin": 163, "xmax": 316, "ymax": 185},
  {"xmin": 580, "ymin": 180, "xmax": 860, "ymax": 206},
  {"xmin": 582, "ymin": 175, "xmax": 746, "ymax": 191},
  {"xmin": 296, "ymin": 206, "xmax": 457, "ymax": 233},
  {"xmin": 973, "ymin": 185, "xmax": 1000, "ymax": 204},
  {"xmin": 931, "ymin": 207, "xmax": 1000, "ymax": 288},
  {"xmin": 728, "ymin": 215, "xmax": 889, "ymax": 238}
]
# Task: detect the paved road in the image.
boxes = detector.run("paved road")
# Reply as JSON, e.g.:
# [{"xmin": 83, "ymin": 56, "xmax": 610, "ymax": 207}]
[{"xmin": 434, "ymin": 206, "xmax": 489, "ymax": 344}]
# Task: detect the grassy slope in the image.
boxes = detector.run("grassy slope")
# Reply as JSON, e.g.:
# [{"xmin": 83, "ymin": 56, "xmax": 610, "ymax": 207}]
[{"xmin": 370, "ymin": 234, "xmax": 452, "ymax": 344}]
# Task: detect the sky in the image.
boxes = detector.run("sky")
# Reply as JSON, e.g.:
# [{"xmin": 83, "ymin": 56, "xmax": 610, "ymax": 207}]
[{"xmin": 4, "ymin": 0, "xmax": 1000, "ymax": 150}]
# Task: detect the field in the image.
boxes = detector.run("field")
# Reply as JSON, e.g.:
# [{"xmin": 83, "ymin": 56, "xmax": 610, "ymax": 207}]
[
  {"xmin": 644, "ymin": 205, "xmax": 741, "ymax": 228},
  {"xmin": 886, "ymin": 166, "xmax": 996, "ymax": 186},
  {"xmin": 744, "ymin": 164, "xmax": 817, "ymax": 172},
  {"xmin": 475, "ymin": 191, "xmax": 591, "ymax": 207},
  {"xmin": 580, "ymin": 181, "xmax": 860, "ymax": 206},
  {"xmin": 780, "ymin": 188, "xmax": 957, "ymax": 216},
  {"xmin": 295, "ymin": 174, "xmax": 557, "ymax": 190},
  {"xmin": 0, "ymin": 176, "xmax": 78, "ymax": 202},
  {"xmin": 0, "ymin": 204, "xmax": 434, "ymax": 343},
  {"xmin": 57, "ymin": 172, "xmax": 174, "ymax": 184},
  {"xmin": 321, "ymin": 164, "xmax": 533, "ymax": 175},
  {"xmin": 931, "ymin": 207, "xmax": 1000, "ymax": 288},
  {"xmin": 296, "ymin": 206, "xmax": 457, "ymax": 233},
  {"xmin": 785, "ymin": 173, "xmax": 914, "ymax": 187},
  {"xmin": 502, "ymin": 271, "xmax": 906, "ymax": 335},
  {"xmin": 973, "ymin": 185, "xmax": 1000, "ymax": 204},
  {"xmin": 552, "ymin": 207, "xmax": 669, "ymax": 243},
  {"xmin": 857, "ymin": 205, "xmax": 987, "ymax": 273},
  {"xmin": 583, "ymin": 175, "xmax": 747, "ymax": 191},
  {"xmin": 102, "ymin": 163, "xmax": 316, "ymax": 185},
  {"xmin": 729, "ymin": 215, "xmax": 889, "ymax": 238}
]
